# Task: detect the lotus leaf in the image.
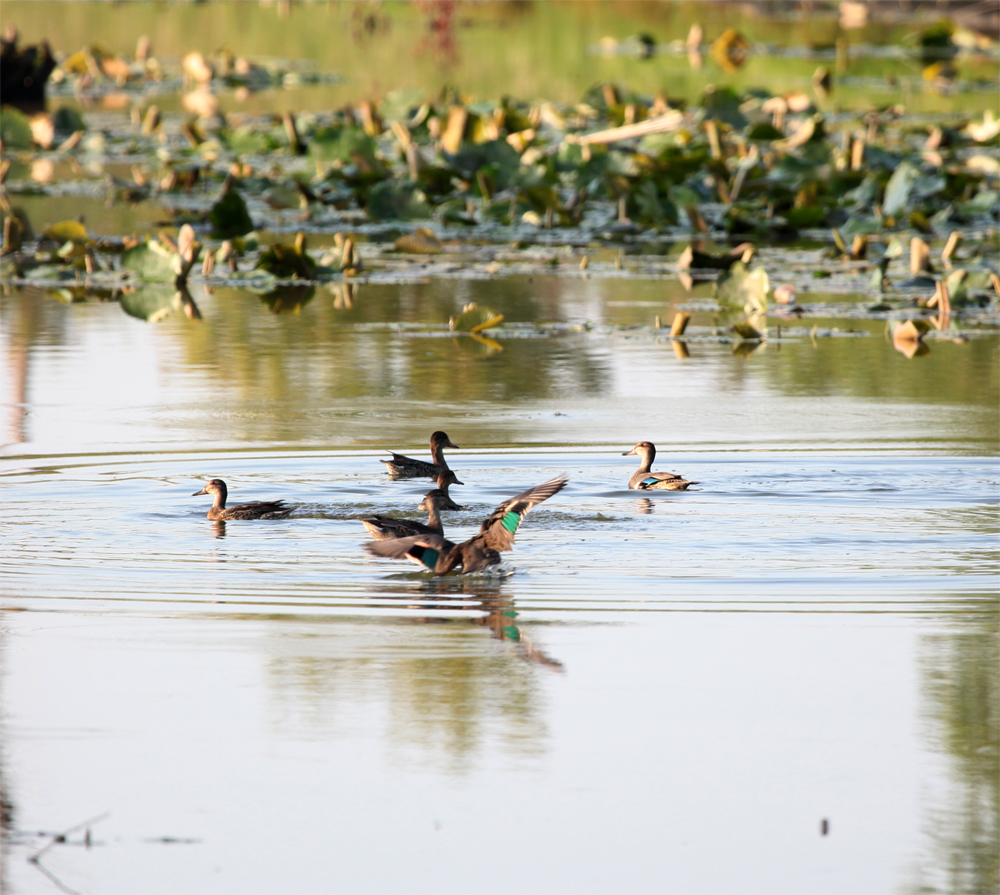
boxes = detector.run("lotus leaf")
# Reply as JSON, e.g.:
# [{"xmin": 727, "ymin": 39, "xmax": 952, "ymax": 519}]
[
  {"xmin": 367, "ymin": 181, "xmax": 432, "ymax": 221},
  {"xmin": 209, "ymin": 191, "xmax": 254, "ymax": 239},
  {"xmin": 450, "ymin": 303, "xmax": 504, "ymax": 333},
  {"xmin": 715, "ymin": 262, "xmax": 769, "ymax": 315},
  {"xmin": 0, "ymin": 106, "xmax": 34, "ymax": 149},
  {"xmin": 42, "ymin": 220, "xmax": 89, "ymax": 243},
  {"xmin": 122, "ymin": 240, "xmax": 180, "ymax": 282},
  {"xmin": 882, "ymin": 161, "xmax": 921, "ymax": 219}
]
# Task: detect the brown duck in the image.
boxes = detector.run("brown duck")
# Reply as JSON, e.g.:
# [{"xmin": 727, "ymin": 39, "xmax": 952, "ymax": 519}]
[
  {"xmin": 436, "ymin": 468, "xmax": 465, "ymax": 510},
  {"xmin": 360, "ymin": 489, "xmax": 449, "ymax": 541},
  {"xmin": 192, "ymin": 479, "xmax": 293, "ymax": 520},
  {"xmin": 363, "ymin": 475, "xmax": 567, "ymax": 574},
  {"xmin": 381, "ymin": 430, "xmax": 458, "ymax": 479},
  {"xmin": 622, "ymin": 442, "xmax": 696, "ymax": 490}
]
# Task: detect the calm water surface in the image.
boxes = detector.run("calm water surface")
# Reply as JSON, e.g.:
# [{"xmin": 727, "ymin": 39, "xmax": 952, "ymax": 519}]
[{"xmin": 1, "ymin": 271, "xmax": 998, "ymax": 894}]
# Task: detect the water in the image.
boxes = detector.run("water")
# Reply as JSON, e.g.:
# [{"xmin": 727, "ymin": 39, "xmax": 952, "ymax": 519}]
[
  {"xmin": 2, "ymin": 272, "xmax": 998, "ymax": 894},
  {"xmin": 2, "ymin": 1, "xmax": 999, "ymax": 891}
]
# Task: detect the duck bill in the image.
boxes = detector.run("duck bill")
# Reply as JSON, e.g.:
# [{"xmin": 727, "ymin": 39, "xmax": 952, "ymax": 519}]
[
  {"xmin": 621, "ymin": 449, "xmax": 637, "ymax": 456},
  {"xmin": 444, "ymin": 439, "xmax": 459, "ymax": 449},
  {"xmin": 192, "ymin": 487, "xmax": 209, "ymax": 496},
  {"xmin": 451, "ymin": 477, "xmax": 464, "ymax": 486}
]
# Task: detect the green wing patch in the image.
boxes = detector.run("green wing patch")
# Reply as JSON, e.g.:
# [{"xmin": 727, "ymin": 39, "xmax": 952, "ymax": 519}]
[
  {"xmin": 409, "ymin": 546, "xmax": 439, "ymax": 570},
  {"xmin": 501, "ymin": 510, "xmax": 521, "ymax": 534}
]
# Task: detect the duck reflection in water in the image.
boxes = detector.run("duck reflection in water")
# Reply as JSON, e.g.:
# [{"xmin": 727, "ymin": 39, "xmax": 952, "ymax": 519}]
[
  {"xmin": 634, "ymin": 497, "xmax": 654, "ymax": 514},
  {"xmin": 404, "ymin": 576, "xmax": 564, "ymax": 671}
]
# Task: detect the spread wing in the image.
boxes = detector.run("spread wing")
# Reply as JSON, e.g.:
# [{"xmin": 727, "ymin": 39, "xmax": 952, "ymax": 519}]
[
  {"xmin": 478, "ymin": 475, "xmax": 567, "ymax": 553},
  {"xmin": 363, "ymin": 534, "xmax": 454, "ymax": 572}
]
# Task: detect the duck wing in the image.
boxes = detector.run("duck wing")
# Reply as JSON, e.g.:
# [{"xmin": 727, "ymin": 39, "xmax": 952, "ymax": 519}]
[
  {"xmin": 380, "ymin": 453, "xmax": 441, "ymax": 479},
  {"xmin": 226, "ymin": 500, "xmax": 292, "ymax": 519},
  {"xmin": 478, "ymin": 475, "xmax": 567, "ymax": 553},
  {"xmin": 359, "ymin": 514, "xmax": 441, "ymax": 540},
  {"xmin": 363, "ymin": 534, "xmax": 456, "ymax": 572},
  {"xmin": 635, "ymin": 472, "xmax": 696, "ymax": 490}
]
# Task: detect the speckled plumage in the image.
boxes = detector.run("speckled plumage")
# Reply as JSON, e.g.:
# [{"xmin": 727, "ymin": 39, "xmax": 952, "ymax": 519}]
[
  {"xmin": 622, "ymin": 442, "xmax": 696, "ymax": 491},
  {"xmin": 192, "ymin": 479, "xmax": 293, "ymax": 520}
]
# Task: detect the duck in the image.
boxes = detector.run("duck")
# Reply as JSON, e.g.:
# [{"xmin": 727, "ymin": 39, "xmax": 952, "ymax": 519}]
[
  {"xmin": 363, "ymin": 475, "xmax": 567, "ymax": 574},
  {"xmin": 436, "ymin": 468, "xmax": 465, "ymax": 510},
  {"xmin": 381, "ymin": 430, "xmax": 458, "ymax": 479},
  {"xmin": 191, "ymin": 479, "xmax": 293, "ymax": 520},
  {"xmin": 360, "ymin": 489, "xmax": 449, "ymax": 540},
  {"xmin": 621, "ymin": 442, "xmax": 696, "ymax": 490}
]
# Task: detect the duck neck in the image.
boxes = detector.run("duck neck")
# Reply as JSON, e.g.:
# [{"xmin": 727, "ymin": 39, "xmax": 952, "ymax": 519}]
[
  {"xmin": 430, "ymin": 443, "xmax": 448, "ymax": 467},
  {"xmin": 425, "ymin": 501, "xmax": 442, "ymax": 531},
  {"xmin": 213, "ymin": 489, "xmax": 227, "ymax": 511},
  {"xmin": 636, "ymin": 452, "xmax": 653, "ymax": 473}
]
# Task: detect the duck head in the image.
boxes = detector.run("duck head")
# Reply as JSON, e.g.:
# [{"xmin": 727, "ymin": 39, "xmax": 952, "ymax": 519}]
[
  {"xmin": 193, "ymin": 479, "xmax": 228, "ymax": 501},
  {"xmin": 622, "ymin": 441, "xmax": 657, "ymax": 459},
  {"xmin": 431, "ymin": 431, "xmax": 459, "ymax": 450}
]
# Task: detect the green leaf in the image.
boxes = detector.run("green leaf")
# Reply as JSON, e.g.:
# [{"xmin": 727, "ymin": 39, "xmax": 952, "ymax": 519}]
[
  {"xmin": 450, "ymin": 303, "xmax": 504, "ymax": 333},
  {"xmin": 43, "ymin": 220, "xmax": 89, "ymax": 243},
  {"xmin": 882, "ymin": 161, "xmax": 920, "ymax": 219},
  {"xmin": 209, "ymin": 191, "xmax": 254, "ymax": 239},
  {"xmin": 715, "ymin": 261, "xmax": 769, "ymax": 315},
  {"xmin": 122, "ymin": 240, "xmax": 179, "ymax": 282},
  {"xmin": 309, "ymin": 126, "xmax": 378, "ymax": 166},
  {"xmin": 367, "ymin": 181, "xmax": 432, "ymax": 221},
  {"xmin": 701, "ymin": 85, "xmax": 747, "ymax": 128},
  {"xmin": 0, "ymin": 106, "xmax": 33, "ymax": 149},
  {"xmin": 52, "ymin": 107, "xmax": 86, "ymax": 133},
  {"xmin": 255, "ymin": 243, "xmax": 316, "ymax": 278}
]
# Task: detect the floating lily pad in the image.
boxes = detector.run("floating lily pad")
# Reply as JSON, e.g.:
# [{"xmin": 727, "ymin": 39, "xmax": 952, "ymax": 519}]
[
  {"xmin": 255, "ymin": 242, "xmax": 316, "ymax": 278},
  {"xmin": 42, "ymin": 220, "xmax": 89, "ymax": 243}
]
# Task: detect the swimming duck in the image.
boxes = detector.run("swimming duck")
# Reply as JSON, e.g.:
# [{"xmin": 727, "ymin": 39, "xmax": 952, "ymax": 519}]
[
  {"xmin": 436, "ymin": 468, "xmax": 465, "ymax": 510},
  {"xmin": 363, "ymin": 475, "xmax": 567, "ymax": 574},
  {"xmin": 191, "ymin": 479, "xmax": 293, "ymax": 520},
  {"xmin": 381, "ymin": 431, "xmax": 458, "ymax": 479},
  {"xmin": 360, "ymin": 489, "xmax": 449, "ymax": 541},
  {"xmin": 622, "ymin": 442, "xmax": 696, "ymax": 490}
]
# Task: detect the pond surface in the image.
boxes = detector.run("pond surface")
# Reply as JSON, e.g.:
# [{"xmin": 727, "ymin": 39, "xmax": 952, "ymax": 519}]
[
  {"xmin": 2, "ymin": 271, "xmax": 998, "ymax": 895},
  {"xmin": 2, "ymin": 1, "xmax": 999, "ymax": 893}
]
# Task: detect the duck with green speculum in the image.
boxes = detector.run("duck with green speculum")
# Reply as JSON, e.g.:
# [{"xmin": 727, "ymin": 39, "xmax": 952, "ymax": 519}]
[
  {"xmin": 192, "ymin": 479, "xmax": 293, "ymax": 520},
  {"xmin": 622, "ymin": 442, "xmax": 696, "ymax": 490},
  {"xmin": 363, "ymin": 475, "xmax": 567, "ymax": 574},
  {"xmin": 381, "ymin": 431, "xmax": 459, "ymax": 479},
  {"xmin": 359, "ymin": 488, "xmax": 450, "ymax": 541}
]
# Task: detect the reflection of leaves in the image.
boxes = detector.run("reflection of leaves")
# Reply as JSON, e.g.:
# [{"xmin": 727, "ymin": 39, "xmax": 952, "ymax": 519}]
[
  {"xmin": 454, "ymin": 333, "xmax": 504, "ymax": 356},
  {"xmin": 120, "ymin": 284, "xmax": 182, "ymax": 322},
  {"xmin": 258, "ymin": 284, "xmax": 315, "ymax": 313},
  {"xmin": 209, "ymin": 191, "xmax": 254, "ymax": 239},
  {"xmin": 715, "ymin": 262, "xmax": 769, "ymax": 315}
]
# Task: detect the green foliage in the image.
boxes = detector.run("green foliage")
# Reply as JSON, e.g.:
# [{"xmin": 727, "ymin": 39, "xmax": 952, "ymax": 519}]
[
  {"xmin": 210, "ymin": 191, "xmax": 254, "ymax": 238},
  {"xmin": 0, "ymin": 106, "xmax": 33, "ymax": 149},
  {"xmin": 367, "ymin": 181, "xmax": 433, "ymax": 220}
]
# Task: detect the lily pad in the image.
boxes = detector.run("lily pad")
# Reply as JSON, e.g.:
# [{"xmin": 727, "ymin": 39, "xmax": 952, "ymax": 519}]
[
  {"xmin": 255, "ymin": 241, "xmax": 316, "ymax": 278},
  {"xmin": 882, "ymin": 161, "xmax": 921, "ymax": 219}
]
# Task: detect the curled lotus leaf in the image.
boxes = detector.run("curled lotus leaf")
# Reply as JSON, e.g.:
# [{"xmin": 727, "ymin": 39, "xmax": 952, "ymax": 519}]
[
  {"xmin": 715, "ymin": 261, "xmax": 769, "ymax": 315},
  {"xmin": 43, "ymin": 220, "xmax": 89, "ymax": 244},
  {"xmin": 450, "ymin": 302, "xmax": 504, "ymax": 333},
  {"xmin": 209, "ymin": 191, "xmax": 254, "ymax": 239}
]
